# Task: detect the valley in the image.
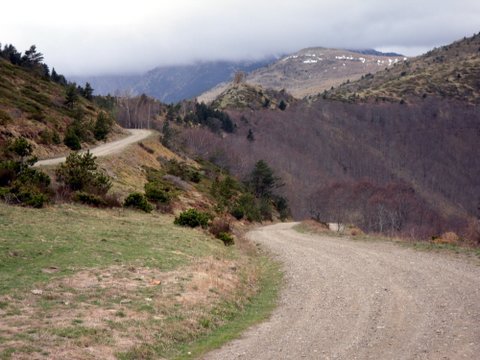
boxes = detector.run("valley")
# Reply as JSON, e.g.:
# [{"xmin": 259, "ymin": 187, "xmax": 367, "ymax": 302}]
[{"xmin": 1, "ymin": 14, "xmax": 480, "ymax": 360}]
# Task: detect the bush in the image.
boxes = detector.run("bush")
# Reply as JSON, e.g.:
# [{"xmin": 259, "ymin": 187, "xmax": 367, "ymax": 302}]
[
  {"xmin": 56, "ymin": 151, "xmax": 111, "ymax": 195},
  {"xmin": 123, "ymin": 192, "xmax": 153, "ymax": 213},
  {"xmin": 217, "ymin": 232, "xmax": 234, "ymax": 246},
  {"xmin": 17, "ymin": 190, "xmax": 48, "ymax": 208},
  {"xmin": 233, "ymin": 193, "xmax": 261, "ymax": 222},
  {"xmin": 164, "ymin": 159, "xmax": 201, "ymax": 183},
  {"xmin": 94, "ymin": 111, "xmax": 113, "ymax": 141},
  {"xmin": 144, "ymin": 182, "xmax": 173, "ymax": 204},
  {"xmin": 73, "ymin": 192, "xmax": 107, "ymax": 207},
  {"xmin": 64, "ymin": 128, "xmax": 81, "ymax": 150},
  {"xmin": 209, "ymin": 217, "xmax": 231, "ymax": 237},
  {"xmin": 231, "ymin": 206, "xmax": 244, "ymax": 220},
  {"xmin": 174, "ymin": 208, "xmax": 211, "ymax": 228}
]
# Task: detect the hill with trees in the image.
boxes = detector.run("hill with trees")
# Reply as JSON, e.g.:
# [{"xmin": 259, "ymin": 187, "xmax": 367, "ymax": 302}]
[
  {"xmin": 177, "ymin": 34, "xmax": 480, "ymax": 242},
  {"xmin": 0, "ymin": 44, "xmax": 120, "ymax": 159}
]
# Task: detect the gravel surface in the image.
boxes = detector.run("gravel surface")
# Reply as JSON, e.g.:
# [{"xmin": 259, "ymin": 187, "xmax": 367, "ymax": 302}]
[
  {"xmin": 34, "ymin": 129, "xmax": 153, "ymax": 166},
  {"xmin": 203, "ymin": 223, "xmax": 480, "ymax": 360}
]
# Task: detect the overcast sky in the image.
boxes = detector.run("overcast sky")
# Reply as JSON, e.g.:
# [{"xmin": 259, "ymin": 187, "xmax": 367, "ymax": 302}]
[{"xmin": 1, "ymin": 0, "xmax": 479, "ymax": 75}]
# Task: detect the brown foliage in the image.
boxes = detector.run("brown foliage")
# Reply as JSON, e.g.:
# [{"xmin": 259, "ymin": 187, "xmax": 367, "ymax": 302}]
[{"xmin": 209, "ymin": 217, "xmax": 232, "ymax": 238}]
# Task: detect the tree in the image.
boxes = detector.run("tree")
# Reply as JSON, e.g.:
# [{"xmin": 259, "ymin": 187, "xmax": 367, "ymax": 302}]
[
  {"xmin": 248, "ymin": 160, "xmax": 282, "ymax": 198},
  {"xmin": 83, "ymin": 82, "xmax": 94, "ymax": 100},
  {"xmin": 94, "ymin": 111, "xmax": 113, "ymax": 141},
  {"xmin": 278, "ymin": 100, "xmax": 287, "ymax": 111},
  {"xmin": 21, "ymin": 45, "xmax": 43, "ymax": 67},
  {"xmin": 247, "ymin": 129, "xmax": 255, "ymax": 142},
  {"xmin": 161, "ymin": 121, "xmax": 173, "ymax": 148},
  {"xmin": 56, "ymin": 151, "xmax": 111, "ymax": 195},
  {"xmin": 65, "ymin": 84, "xmax": 78, "ymax": 108}
]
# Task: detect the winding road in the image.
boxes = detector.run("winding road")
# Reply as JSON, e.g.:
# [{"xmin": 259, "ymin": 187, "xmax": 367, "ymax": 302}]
[
  {"xmin": 204, "ymin": 223, "xmax": 480, "ymax": 360},
  {"xmin": 34, "ymin": 129, "xmax": 153, "ymax": 166}
]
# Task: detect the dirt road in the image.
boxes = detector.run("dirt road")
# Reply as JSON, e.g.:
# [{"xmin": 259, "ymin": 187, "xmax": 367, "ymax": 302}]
[
  {"xmin": 204, "ymin": 223, "xmax": 480, "ymax": 360},
  {"xmin": 34, "ymin": 129, "xmax": 153, "ymax": 166}
]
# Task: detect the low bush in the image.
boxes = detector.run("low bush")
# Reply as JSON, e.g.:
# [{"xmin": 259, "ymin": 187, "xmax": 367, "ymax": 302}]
[
  {"xmin": 209, "ymin": 217, "xmax": 231, "ymax": 237},
  {"xmin": 217, "ymin": 232, "xmax": 234, "ymax": 246},
  {"xmin": 123, "ymin": 192, "xmax": 153, "ymax": 213},
  {"xmin": 73, "ymin": 192, "xmax": 107, "ymax": 207},
  {"xmin": 174, "ymin": 208, "xmax": 211, "ymax": 228},
  {"xmin": 144, "ymin": 182, "xmax": 173, "ymax": 204}
]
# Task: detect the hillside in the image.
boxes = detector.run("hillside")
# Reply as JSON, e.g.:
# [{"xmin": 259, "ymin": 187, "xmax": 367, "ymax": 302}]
[
  {"xmin": 322, "ymin": 33, "xmax": 480, "ymax": 103},
  {"xmin": 198, "ymin": 48, "xmax": 406, "ymax": 102},
  {"xmin": 0, "ymin": 57, "xmax": 124, "ymax": 159},
  {"xmin": 179, "ymin": 37, "xmax": 480, "ymax": 240},
  {"xmin": 71, "ymin": 59, "xmax": 274, "ymax": 103},
  {"xmin": 211, "ymin": 83, "xmax": 296, "ymax": 111}
]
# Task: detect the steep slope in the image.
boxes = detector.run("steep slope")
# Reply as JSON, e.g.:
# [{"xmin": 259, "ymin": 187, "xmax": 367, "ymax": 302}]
[
  {"xmin": 0, "ymin": 58, "xmax": 123, "ymax": 158},
  {"xmin": 71, "ymin": 59, "xmax": 274, "ymax": 103},
  {"xmin": 198, "ymin": 48, "xmax": 406, "ymax": 102},
  {"xmin": 323, "ymin": 33, "xmax": 480, "ymax": 103}
]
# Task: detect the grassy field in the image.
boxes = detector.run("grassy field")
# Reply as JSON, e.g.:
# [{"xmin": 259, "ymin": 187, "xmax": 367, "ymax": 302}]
[{"xmin": 0, "ymin": 203, "xmax": 281, "ymax": 359}]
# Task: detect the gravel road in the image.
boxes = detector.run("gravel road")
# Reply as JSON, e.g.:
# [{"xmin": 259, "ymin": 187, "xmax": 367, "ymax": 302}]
[
  {"xmin": 34, "ymin": 129, "xmax": 152, "ymax": 166},
  {"xmin": 204, "ymin": 223, "xmax": 480, "ymax": 360}
]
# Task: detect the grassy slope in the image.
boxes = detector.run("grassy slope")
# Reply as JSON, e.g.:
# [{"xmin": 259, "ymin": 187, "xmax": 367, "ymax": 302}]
[
  {"xmin": 0, "ymin": 203, "xmax": 281, "ymax": 359},
  {"xmin": 324, "ymin": 33, "xmax": 480, "ymax": 103}
]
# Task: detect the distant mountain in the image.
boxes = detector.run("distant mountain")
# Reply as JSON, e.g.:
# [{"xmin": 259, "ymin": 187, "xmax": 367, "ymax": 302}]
[
  {"xmin": 198, "ymin": 48, "xmax": 406, "ymax": 102},
  {"xmin": 324, "ymin": 33, "xmax": 480, "ymax": 103},
  {"xmin": 71, "ymin": 59, "xmax": 274, "ymax": 103}
]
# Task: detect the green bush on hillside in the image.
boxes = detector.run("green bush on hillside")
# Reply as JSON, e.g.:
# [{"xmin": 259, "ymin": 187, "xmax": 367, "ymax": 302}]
[
  {"xmin": 174, "ymin": 208, "xmax": 211, "ymax": 228},
  {"xmin": 217, "ymin": 232, "xmax": 234, "ymax": 246},
  {"xmin": 56, "ymin": 151, "xmax": 111, "ymax": 195},
  {"xmin": 123, "ymin": 192, "xmax": 153, "ymax": 213}
]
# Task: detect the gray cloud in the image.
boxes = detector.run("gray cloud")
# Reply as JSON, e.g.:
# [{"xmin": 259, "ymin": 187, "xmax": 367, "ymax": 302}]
[{"xmin": 1, "ymin": 0, "xmax": 479, "ymax": 75}]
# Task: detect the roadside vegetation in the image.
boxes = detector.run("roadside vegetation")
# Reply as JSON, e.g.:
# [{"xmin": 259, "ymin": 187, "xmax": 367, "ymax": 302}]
[{"xmin": 294, "ymin": 220, "xmax": 480, "ymax": 258}]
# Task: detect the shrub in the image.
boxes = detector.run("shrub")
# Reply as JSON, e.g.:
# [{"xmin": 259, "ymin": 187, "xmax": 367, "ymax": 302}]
[
  {"xmin": 209, "ymin": 217, "xmax": 231, "ymax": 237},
  {"xmin": 17, "ymin": 190, "xmax": 48, "ymax": 208},
  {"xmin": 93, "ymin": 111, "xmax": 113, "ymax": 141},
  {"xmin": 231, "ymin": 206, "xmax": 244, "ymax": 220},
  {"xmin": 64, "ymin": 128, "xmax": 81, "ymax": 150},
  {"xmin": 174, "ymin": 208, "xmax": 211, "ymax": 228},
  {"xmin": 164, "ymin": 159, "xmax": 201, "ymax": 183},
  {"xmin": 233, "ymin": 193, "xmax": 261, "ymax": 222},
  {"xmin": 259, "ymin": 198, "xmax": 273, "ymax": 221},
  {"xmin": 123, "ymin": 192, "xmax": 153, "ymax": 213},
  {"xmin": 433, "ymin": 231, "xmax": 460, "ymax": 245},
  {"xmin": 0, "ymin": 109, "xmax": 12, "ymax": 125},
  {"xmin": 144, "ymin": 182, "xmax": 172, "ymax": 204},
  {"xmin": 73, "ymin": 192, "xmax": 107, "ymax": 207},
  {"xmin": 56, "ymin": 151, "xmax": 111, "ymax": 195},
  {"xmin": 217, "ymin": 232, "xmax": 234, "ymax": 246}
]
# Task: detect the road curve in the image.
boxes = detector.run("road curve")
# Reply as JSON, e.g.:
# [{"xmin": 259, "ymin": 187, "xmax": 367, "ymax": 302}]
[
  {"xmin": 34, "ymin": 129, "xmax": 153, "ymax": 166},
  {"xmin": 204, "ymin": 223, "xmax": 480, "ymax": 360}
]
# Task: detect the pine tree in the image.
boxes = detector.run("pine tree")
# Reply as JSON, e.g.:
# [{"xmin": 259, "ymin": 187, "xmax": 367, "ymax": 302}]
[
  {"xmin": 84, "ymin": 82, "xmax": 94, "ymax": 101},
  {"xmin": 65, "ymin": 84, "xmax": 78, "ymax": 108}
]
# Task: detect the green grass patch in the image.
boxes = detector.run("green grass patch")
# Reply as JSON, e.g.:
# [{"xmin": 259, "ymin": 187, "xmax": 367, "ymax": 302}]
[{"xmin": 0, "ymin": 203, "xmax": 227, "ymax": 295}]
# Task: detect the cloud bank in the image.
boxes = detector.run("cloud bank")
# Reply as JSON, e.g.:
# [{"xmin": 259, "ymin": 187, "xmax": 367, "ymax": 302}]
[{"xmin": 1, "ymin": 0, "xmax": 479, "ymax": 75}]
